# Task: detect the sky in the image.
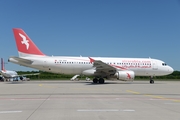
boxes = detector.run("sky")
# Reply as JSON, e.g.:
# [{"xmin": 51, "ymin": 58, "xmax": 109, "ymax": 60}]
[{"xmin": 0, "ymin": 0, "xmax": 180, "ymax": 71}]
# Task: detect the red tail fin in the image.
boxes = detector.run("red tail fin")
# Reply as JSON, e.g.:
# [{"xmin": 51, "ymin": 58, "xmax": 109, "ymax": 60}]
[
  {"xmin": 1, "ymin": 58, "xmax": 5, "ymax": 71},
  {"xmin": 13, "ymin": 28, "xmax": 45, "ymax": 57}
]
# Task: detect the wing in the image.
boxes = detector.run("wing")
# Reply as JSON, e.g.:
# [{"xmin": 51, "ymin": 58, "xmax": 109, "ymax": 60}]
[
  {"xmin": 16, "ymin": 73, "xmax": 40, "ymax": 77},
  {"xmin": 89, "ymin": 57, "xmax": 117, "ymax": 77}
]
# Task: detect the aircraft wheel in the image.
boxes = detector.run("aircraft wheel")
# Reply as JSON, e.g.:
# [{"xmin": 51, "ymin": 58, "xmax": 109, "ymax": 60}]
[
  {"xmin": 93, "ymin": 78, "xmax": 98, "ymax": 83},
  {"xmin": 99, "ymin": 78, "xmax": 104, "ymax": 84},
  {"xmin": 150, "ymin": 80, "xmax": 154, "ymax": 84}
]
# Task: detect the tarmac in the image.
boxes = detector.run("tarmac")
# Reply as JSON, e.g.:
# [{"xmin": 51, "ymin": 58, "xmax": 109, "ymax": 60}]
[{"xmin": 0, "ymin": 80, "xmax": 180, "ymax": 120}]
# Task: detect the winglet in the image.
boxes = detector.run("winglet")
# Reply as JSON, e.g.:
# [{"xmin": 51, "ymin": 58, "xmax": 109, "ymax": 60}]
[{"xmin": 89, "ymin": 57, "xmax": 95, "ymax": 63}]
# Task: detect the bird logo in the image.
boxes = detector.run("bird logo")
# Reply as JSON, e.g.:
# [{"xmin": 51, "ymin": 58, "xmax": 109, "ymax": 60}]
[
  {"xmin": 19, "ymin": 33, "xmax": 29, "ymax": 50},
  {"xmin": 127, "ymin": 73, "xmax": 131, "ymax": 79}
]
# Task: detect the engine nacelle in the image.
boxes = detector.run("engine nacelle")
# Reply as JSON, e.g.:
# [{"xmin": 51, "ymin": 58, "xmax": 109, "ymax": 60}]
[
  {"xmin": 20, "ymin": 76, "xmax": 24, "ymax": 80},
  {"xmin": 82, "ymin": 69, "xmax": 96, "ymax": 76},
  {"xmin": 115, "ymin": 71, "xmax": 135, "ymax": 81}
]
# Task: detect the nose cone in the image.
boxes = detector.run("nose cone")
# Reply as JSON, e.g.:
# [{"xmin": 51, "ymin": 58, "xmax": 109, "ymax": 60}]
[{"xmin": 168, "ymin": 66, "xmax": 174, "ymax": 74}]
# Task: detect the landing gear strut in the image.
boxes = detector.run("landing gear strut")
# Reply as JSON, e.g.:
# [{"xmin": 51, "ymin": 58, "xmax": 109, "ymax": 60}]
[
  {"xmin": 150, "ymin": 76, "xmax": 154, "ymax": 84},
  {"xmin": 93, "ymin": 78, "xmax": 105, "ymax": 84}
]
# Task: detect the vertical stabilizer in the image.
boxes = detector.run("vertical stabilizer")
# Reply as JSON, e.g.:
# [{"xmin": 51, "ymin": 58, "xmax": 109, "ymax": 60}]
[
  {"xmin": 12, "ymin": 28, "xmax": 45, "ymax": 57},
  {"xmin": 1, "ymin": 58, "xmax": 6, "ymax": 72}
]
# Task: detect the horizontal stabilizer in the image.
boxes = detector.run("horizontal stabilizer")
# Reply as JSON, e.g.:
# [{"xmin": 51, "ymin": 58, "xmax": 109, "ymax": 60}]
[{"xmin": 9, "ymin": 56, "xmax": 33, "ymax": 64}]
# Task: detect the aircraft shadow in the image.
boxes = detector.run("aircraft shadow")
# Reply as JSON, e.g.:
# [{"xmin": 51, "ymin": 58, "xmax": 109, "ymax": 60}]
[{"xmin": 4, "ymin": 80, "xmax": 166, "ymax": 85}]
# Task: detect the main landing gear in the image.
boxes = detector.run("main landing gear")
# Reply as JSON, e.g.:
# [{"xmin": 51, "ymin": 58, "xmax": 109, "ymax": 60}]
[
  {"xmin": 93, "ymin": 78, "xmax": 105, "ymax": 84},
  {"xmin": 150, "ymin": 76, "xmax": 154, "ymax": 84}
]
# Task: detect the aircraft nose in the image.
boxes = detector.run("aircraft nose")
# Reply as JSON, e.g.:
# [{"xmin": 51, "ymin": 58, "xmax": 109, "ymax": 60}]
[{"xmin": 168, "ymin": 66, "xmax": 174, "ymax": 74}]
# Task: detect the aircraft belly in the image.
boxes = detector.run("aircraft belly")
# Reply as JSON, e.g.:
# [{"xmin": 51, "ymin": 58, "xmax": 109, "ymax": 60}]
[
  {"xmin": 48, "ymin": 65, "xmax": 75, "ymax": 74},
  {"xmin": 134, "ymin": 68, "xmax": 157, "ymax": 76},
  {"xmin": 132, "ymin": 68, "xmax": 146, "ymax": 76}
]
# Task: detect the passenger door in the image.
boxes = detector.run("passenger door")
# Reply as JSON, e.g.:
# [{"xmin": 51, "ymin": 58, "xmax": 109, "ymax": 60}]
[{"xmin": 152, "ymin": 60, "xmax": 158, "ymax": 70}]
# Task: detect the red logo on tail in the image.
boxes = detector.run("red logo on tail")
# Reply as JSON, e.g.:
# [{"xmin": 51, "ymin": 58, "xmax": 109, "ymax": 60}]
[
  {"xmin": 13, "ymin": 28, "xmax": 45, "ymax": 56},
  {"xmin": 19, "ymin": 33, "xmax": 29, "ymax": 50}
]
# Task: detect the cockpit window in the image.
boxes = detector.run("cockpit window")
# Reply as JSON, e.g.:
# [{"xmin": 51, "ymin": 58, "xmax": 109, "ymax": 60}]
[{"xmin": 162, "ymin": 63, "xmax": 167, "ymax": 66}]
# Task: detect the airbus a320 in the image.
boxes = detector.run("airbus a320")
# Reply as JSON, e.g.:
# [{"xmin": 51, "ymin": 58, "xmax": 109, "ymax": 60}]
[{"xmin": 8, "ymin": 28, "xmax": 174, "ymax": 84}]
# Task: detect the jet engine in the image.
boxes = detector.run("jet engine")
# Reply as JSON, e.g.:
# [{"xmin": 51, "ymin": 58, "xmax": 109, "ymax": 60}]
[
  {"xmin": 82, "ymin": 69, "xmax": 96, "ymax": 76},
  {"xmin": 20, "ymin": 76, "xmax": 24, "ymax": 80},
  {"xmin": 115, "ymin": 71, "xmax": 135, "ymax": 81}
]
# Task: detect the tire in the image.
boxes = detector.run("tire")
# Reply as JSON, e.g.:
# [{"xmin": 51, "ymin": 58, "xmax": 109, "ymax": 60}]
[
  {"xmin": 93, "ymin": 78, "xmax": 98, "ymax": 83},
  {"xmin": 150, "ymin": 80, "xmax": 154, "ymax": 84},
  {"xmin": 99, "ymin": 78, "xmax": 104, "ymax": 84}
]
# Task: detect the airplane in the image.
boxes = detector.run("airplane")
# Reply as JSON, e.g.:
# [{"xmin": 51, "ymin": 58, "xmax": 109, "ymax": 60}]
[
  {"xmin": 0, "ymin": 75, "xmax": 3, "ymax": 81},
  {"xmin": 0, "ymin": 58, "xmax": 39, "ymax": 81},
  {"xmin": 8, "ymin": 28, "xmax": 174, "ymax": 84}
]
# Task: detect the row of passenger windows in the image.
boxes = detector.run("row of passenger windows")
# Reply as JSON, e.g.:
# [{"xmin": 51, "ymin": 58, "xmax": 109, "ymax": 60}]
[
  {"xmin": 55, "ymin": 61, "xmax": 151, "ymax": 65},
  {"xmin": 55, "ymin": 62, "xmax": 92, "ymax": 64}
]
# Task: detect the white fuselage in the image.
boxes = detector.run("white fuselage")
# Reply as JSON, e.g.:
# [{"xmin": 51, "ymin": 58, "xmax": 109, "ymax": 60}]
[
  {"xmin": 0, "ymin": 70, "xmax": 18, "ymax": 78},
  {"xmin": 9, "ymin": 56, "xmax": 174, "ymax": 77}
]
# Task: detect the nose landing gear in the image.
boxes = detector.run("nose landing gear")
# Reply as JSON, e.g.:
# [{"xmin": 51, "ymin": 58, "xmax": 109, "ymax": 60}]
[{"xmin": 150, "ymin": 76, "xmax": 154, "ymax": 84}]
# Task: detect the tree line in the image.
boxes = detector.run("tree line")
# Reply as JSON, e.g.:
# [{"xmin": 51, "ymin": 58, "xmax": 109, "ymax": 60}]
[{"xmin": 17, "ymin": 70, "xmax": 180, "ymax": 80}]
